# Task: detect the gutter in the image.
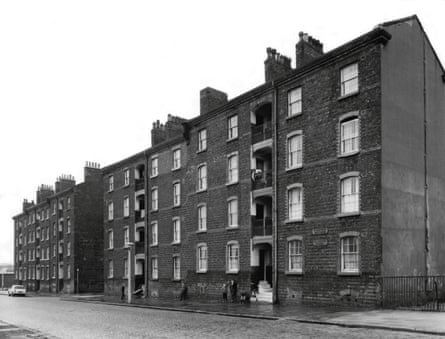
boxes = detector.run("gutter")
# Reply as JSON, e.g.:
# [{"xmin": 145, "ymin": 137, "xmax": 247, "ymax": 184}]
[{"xmin": 272, "ymin": 83, "xmax": 278, "ymax": 304}]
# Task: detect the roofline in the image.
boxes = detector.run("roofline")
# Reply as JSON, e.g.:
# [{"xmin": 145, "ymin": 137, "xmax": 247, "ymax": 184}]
[
  {"xmin": 102, "ymin": 149, "xmax": 147, "ymax": 173},
  {"xmin": 380, "ymin": 14, "xmax": 445, "ymax": 75},
  {"xmin": 187, "ymin": 27, "xmax": 391, "ymax": 127}
]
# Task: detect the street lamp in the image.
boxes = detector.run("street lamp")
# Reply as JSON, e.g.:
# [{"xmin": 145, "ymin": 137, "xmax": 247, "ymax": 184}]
[
  {"xmin": 125, "ymin": 242, "xmax": 134, "ymax": 304},
  {"xmin": 76, "ymin": 268, "xmax": 79, "ymax": 295}
]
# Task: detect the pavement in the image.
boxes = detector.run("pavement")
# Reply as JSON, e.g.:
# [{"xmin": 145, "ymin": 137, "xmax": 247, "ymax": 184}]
[{"xmin": 58, "ymin": 293, "xmax": 445, "ymax": 336}]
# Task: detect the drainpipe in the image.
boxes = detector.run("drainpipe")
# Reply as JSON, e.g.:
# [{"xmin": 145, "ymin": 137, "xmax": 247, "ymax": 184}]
[
  {"xmin": 55, "ymin": 197, "xmax": 59, "ymax": 293},
  {"xmin": 422, "ymin": 36, "xmax": 430, "ymax": 277},
  {"xmin": 143, "ymin": 150, "xmax": 149, "ymax": 297},
  {"xmin": 272, "ymin": 83, "xmax": 279, "ymax": 304}
]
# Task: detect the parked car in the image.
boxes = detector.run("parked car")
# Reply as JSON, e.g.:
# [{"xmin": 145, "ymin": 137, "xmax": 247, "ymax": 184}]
[{"xmin": 8, "ymin": 285, "xmax": 26, "ymax": 296}]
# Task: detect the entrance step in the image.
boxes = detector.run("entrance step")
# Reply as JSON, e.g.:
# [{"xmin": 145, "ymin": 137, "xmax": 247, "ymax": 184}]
[
  {"xmin": 258, "ymin": 280, "xmax": 272, "ymax": 293},
  {"xmin": 255, "ymin": 291, "xmax": 273, "ymax": 303}
]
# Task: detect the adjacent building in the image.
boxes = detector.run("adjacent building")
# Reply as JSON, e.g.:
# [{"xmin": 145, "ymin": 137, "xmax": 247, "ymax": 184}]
[{"xmin": 12, "ymin": 162, "xmax": 104, "ymax": 294}]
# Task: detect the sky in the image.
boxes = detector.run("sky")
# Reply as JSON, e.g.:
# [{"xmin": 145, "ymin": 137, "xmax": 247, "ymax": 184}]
[{"xmin": 1, "ymin": 0, "xmax": 444, "ymax": 265}]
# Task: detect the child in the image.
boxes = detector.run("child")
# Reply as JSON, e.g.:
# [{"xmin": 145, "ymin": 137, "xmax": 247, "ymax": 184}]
[{"xmin": 222, "ymin": 282, "xmax": 228, "ymax": 302}]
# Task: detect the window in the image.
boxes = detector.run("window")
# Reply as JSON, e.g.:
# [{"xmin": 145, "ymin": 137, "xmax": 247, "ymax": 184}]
[
  {"xmin": 53, "ymin": 203, "xmax": 56, "ymax": 215},
  {"xmin": 124, "ymin": 169, "xmax": 130, "ymax": 186},
  {"xmin": 123, "ymin": 258, "xmax": 128, "ymax": 277},
  {"xmin": 198, "ymin": 129, "xmax": 207, "ymax": 152},
  {"xmin": 197, "ymin": 164, "xmax": 207, "ymax": 191},
  {"xmin": 151, "ymin": 221, "xmax": 158, "ymax": 246},
  {"xmin": 227, "ymin": 153, "xmax": 239, "ymax": 184},
  {"xmin": 66, "ymin": 217, "xmax": 71, "ymax": 234},
  {"xmin": 108, "ymin": 202, "xmax": 114, "ymax": 221},
  {"xmin": 108, "ymin": 230, "xmax": 113, "ymax": 249},
  {"xmin": 287, "ymin": 132, "xmax": 303, "ymax": 169},
  {"xmin": 109, "ymin": 176, "xmax": 114, "ymax": 192},
  {"xmin": 53, "ymin": 244, "xmax": 56, "ymax": 257},
  {"xmin": 227, "ymin": 198, "xmax": 238, "ymax": 227},
  {"xmin": 227, "ymin": 115, "xmax": 238, "ymax": 140},
  {"xmin": 287, "ymin": 185, "xmax": 303, "ymax": 221},
  {"xmin": 108, "ymin": 260, "xmax": 114, "ymax": 278},
  {"xmin": 288, "ymin": 238, "xmax": 303, "ymax": 273},
  {"xmin": 53, "ymin": 222, "xmax": 56, "ymax": 237},
  {"xmin": 226, "ymin": 241, "xmax": 239, "ymax": 273},
  {"xmin": 340, "ymin": 174, "xmax": 360, "ymax": 214},
  {"xmin": 173, "ymin": 182, "xmax": 181, "ymax": 206},
  {"xmin": 173, "ymin": 256, "xmax": 181, "ymax": 280},
  {"xmin": 151, "ymin": 188, "xmax": 158, "ymax": 211},
  {"xmin": 340, "ymin": 117, "xmax": 359, "ymax": 155},
  {"xmin": 46, "ymin": 226, "xmax": 49, "ymax": 240},
  {"xmin": 67, "ymin": 197, "xmax": 71, "ymax": 209},
  {"xmin": 151, "ymin": 156, "xmax": 158, "ymax": 177},
  {"xmin": 66, "ymin": 242, "xmax": 71, "ymax": 256},
  {"xmin": 288, "ymin": 87, "xmax": 302, "ymax": 117},
  {"xmin": 340, "ymin": 63, "xmax": 359, "ymax": 96},
  {"xmin": 124, "ymin": 227, "xmax": 129, "ymax": 246},
  {"xmin": 172, "ymin": 218, "xmax": 181, "ymax": 244},
  {"xmin": 67, "ymin": 264, "xmax": 71, "ymax": 279},
  {"xmin": 151, "ymin": 257, "xmax": 158, "ymax": 280},
  {"xmin": 172, "ymin": 148, "xmax": 181, "ymax": 170},
  {"xmin": 197, "ymin": 243, "xmax": 208, "ymax": 273},
  {"xmin": 197, "ymin": 204, "xmax": 207, "ymax": 231},
  {"xmin": 123, "ymin": 196, "xmax": 130, "ymax": 217},
  {"xmin": 340, "ymin": 235, "xmax": 359, "ymax": 273}
]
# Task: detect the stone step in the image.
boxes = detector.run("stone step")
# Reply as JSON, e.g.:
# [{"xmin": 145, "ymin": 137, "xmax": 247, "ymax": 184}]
[{"xmin": 255, "ymin": 291, "xmax": 273, "ymax": 303}]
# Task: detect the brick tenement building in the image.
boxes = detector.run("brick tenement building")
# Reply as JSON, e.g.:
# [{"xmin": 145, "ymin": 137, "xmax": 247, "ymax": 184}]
[
  {"xmin": 12, "ymin": 163, "xmax": 104, "ymax": 294},
  {"xmin": 104, "ymin": 15, "xmax": 445, "ymax": 305}
]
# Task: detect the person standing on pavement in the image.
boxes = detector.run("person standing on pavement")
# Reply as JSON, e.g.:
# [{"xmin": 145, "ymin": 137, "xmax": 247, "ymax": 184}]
[
  {"xmin": 121, "ymin": 285, "xmax": 125, "ymax": 301},
  {"xmin": 230, "ymin": 280, "xmax": 237, "ymax": 303}
]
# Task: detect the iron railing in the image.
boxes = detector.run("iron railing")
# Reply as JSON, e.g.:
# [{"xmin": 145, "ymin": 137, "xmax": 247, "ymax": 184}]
[
  {"xmin": 381, "ymin": 275, "xmax": 445, "ymax": 311},
  {"xmin": 135, "ymin": 178, "xmax": 145, "ymax": 191},
  {"xmin": 251, "ymin": 217, "xmax": 272, "ymax": 237},
  {"xmin": 135, "ymin": 209, "xmax": 146, "ymax": 222},
  {"xmin": 251, "ymin": 122, "xmax": 272, "ymax": 144},
  {"xmin": 252, "ymin": 170, "xmax": 272, "ymax": 190},
  {"xmin": 135, "ymin": 241, "xmax": 145, "ymax": 255}
]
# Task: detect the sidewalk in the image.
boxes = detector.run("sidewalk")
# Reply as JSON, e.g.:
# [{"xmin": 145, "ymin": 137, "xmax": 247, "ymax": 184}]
[{"xmin": 62, "ymin": 294, "xmax": 445, "ymax": 336}]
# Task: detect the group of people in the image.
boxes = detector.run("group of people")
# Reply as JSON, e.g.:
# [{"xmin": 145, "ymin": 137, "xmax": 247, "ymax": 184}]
[{"xmin": 222, "ymin": 280, "xmax": 238, "ymax": 303}]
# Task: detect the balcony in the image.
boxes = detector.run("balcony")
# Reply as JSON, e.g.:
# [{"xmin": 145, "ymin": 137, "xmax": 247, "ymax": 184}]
[
  {"xmin": 252, "ymin": 169, "xmax": 272, "ymax": 191},
  {"xmin": 135, "ymin": 178, "xmax": 145, "ymax": 191},
  {"xmin": 251, "ymin": 122, "xmax": 272, "ymax": 145},
  {"xmin": 135, "ymin": 241, "xmax": 145, "ymax": 255},
  {"xmin": 251, "ymin": 217, "xmax": 272, "ymax": 237},
  {"xmin": 135, "ymin": 209, "xmax": 146, "ymax": 222}
]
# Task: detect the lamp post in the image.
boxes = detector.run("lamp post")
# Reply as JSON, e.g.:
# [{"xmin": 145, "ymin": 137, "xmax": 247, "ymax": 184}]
[
  {"xmin": 76, "ymin": 268, "xmax": 79, "ymax": 294},
  {"xmin": 125, "ymin": 242, "xmax": 134, "ymax": 304}
]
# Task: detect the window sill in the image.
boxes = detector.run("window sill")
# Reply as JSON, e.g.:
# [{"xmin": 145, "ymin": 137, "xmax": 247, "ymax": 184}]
[
  {"xmin": 285, "ymin": 165, "xmax": 303, "ymax": 172},
  {"xmin": 196, "ymin": 188, "xmax": 207, "ymax": 193},
  {"xmin": 150, "ymin": 244, "xmax": 158, "ymax": 248},
  {"xmin": 226, "ymin": 226, "xmax": 239, "ymax": 230},
  {"xmin": 173, "ymin": 204, "xmax": 181, "ymax": 209},
  {"xmin": 150, "ymin": 174, "xmax": 158, "ymax": 179},
  {"xmin": 338, "ymin": 151, "xmax": 359, "ymax": 158},
  {"xmin": 338, "ymin": 271, "xmax": 360, "ymax": 276},
  {"xmin": 151, "ymin": 278, "xmax": 159, "ymax": 281},
  {"xmin": 226, "ymin": 181, "xmax": 238, "ymax": 187},
  {"xmin": 123, "ymin": 215, "xmax": 130, "ymax": 219},
  {"xmin": 107, "ymin": 248, "xmax": 114, "ymax": 251},
  {"xmin": 197, "ymin": 149, "xmax": 207, "ymax": 154},
  {"xmin": 171, "ymin": 167, "xmax": 181, "ymax": 172},
  {"xmin": 337, "ymin": 212, "xmax": 360, "ymax": 218},
  {"xmin": 226, "ymin": 270, "xmax": 239, "ymax": 275},
  {"xmin": 196, "ymin": 230, "xmax": 207, "ymax": 234},
  {"xmin": 226, "ymin": 137, "xmax": 238, "ymax": 143},
  {"xmin": 286, "ymin": 112, "xmax": 302, "ymax": 120},
  {"xmin": 150, "ymin": 209, "xmax": 158, "ymax": 214},
  {"xmin": 338, "ymin": 90, "xmax": 359, "ymax": 101},
  {"xmin": 196, "ymin": 270, "xmax": 207, "ymax": 274},
  {"xmin": 171, "ymin": 241, "xmax": 181, "ymax": 245},
  {"xmin": 285, "ymin": 218, "xmax": 303, "ymax": 224},
  {"xmin": 285, "ymin": 270, "xmax": 303, "ymax": 276}
]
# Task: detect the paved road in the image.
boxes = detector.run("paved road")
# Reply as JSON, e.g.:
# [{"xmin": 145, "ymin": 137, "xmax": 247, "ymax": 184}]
[{"xmin": 0, "ymin": 296, "xmax": 440, "ymax": 338}]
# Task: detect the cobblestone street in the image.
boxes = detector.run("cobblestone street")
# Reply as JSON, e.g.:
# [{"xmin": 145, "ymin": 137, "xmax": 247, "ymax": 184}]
[{"xmin": 0, "ymin": 296, "xmax": 442, "ymax": 338}]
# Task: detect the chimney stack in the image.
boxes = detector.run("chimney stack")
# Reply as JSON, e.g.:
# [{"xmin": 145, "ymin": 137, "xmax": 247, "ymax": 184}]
[
  {"xmin": 295, "ymin": 32, "xmax": 324, "ymax": 69},
  {"xmin": 55, "ymin": 174, "xmax": 76, "ymax": 193},
  {"xmin": 22, "ymin": 199, "xmax": 34, "ymax": 212},
  {"xmin": 264, "ymin": 47, "xmax": 292, "ymax": 82},
  {"xmin": 36, "ymin": 184, "xmax": 54, "ymax": 204},
  {"xmin": 200, "ymin": 87, "xmax": 228, "ymax": 115},
  {"xmin": 84, "ymin": 161, "xmax": 101, "ymax": 182},
  {"xmin": 151, "ymin": 115, "xmax": 187, "ymax": 146}
]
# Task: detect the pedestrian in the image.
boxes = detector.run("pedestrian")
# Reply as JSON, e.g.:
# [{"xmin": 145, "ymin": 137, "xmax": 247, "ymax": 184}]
[
  {"xmin": 222, "ymin": 282, "xmax": 228, "ymax": 303},
  {"xmin": 229, "ymin": 280, "xmax": 237, "ymax": 303},
  {"xmin": 121, "ymin": 285, "xmax": 125, "ymax": 301},
  {"xmin": 179, "ymin": 280, "xmax": 188, "ymax": 301}
]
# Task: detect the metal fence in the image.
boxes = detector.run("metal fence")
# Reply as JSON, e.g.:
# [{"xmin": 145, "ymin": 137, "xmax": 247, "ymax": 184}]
[{"xmin": 381, "ymin": 275, "xmax": 445, "ymax": 311}]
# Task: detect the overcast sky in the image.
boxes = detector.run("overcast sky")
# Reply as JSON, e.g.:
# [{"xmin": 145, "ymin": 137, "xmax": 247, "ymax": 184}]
[{"xmin": 1, "ymin": 0, "xmax": 444, "ymax": 265}]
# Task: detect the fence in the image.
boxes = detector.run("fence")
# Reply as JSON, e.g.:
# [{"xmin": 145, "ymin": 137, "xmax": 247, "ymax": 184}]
[{"xmin": 381, "ymin": 275, "xmax": 445, "ymax": 311}]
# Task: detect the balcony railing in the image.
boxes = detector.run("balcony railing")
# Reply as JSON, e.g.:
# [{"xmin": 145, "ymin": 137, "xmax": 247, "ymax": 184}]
[
  {"xmin": 252, "ymin": 169, "xmax": 272, "ymax": 190},
  {"xmin": 135, "ymin": 241, "xmax": 145, "ymax": 254},
  {"xmin": 135, "ymin": 209, "xmax": 146, "ymax": 222},
  {"xmin": 135, "ymin": 178, "xmax": 145, "ymax": 191},
  {"xmin": 251, "ymin": 217, "xmax": 272, "ymax": 237},
  {"xmin": 251, "ymin": 122, "xmax": 272, "ymax": 144}
]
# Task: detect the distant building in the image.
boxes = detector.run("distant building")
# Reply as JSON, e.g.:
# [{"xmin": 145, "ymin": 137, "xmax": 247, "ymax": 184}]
[
  {"xmin": 12, "ymin": 163, "xmax": 104, "ymax": 294},
  {"xmin": 104, "ymin": 15, "xmax": 445, "ymax": 305},
  {"xmin": 0, "ymin": 272, "xmax": 14, "ymax": 289}
]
